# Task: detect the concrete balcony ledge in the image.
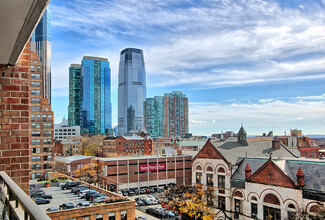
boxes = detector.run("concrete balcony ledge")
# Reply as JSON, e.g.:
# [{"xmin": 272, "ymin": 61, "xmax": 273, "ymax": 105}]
[{"xmin": 0, "ymin": 171, "xmax": 50, "ymax": 220}]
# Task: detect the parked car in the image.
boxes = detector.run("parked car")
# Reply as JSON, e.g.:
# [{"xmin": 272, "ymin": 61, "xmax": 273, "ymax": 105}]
[
  {"xmin": 31, "ymin": 193, "xmax": 53, "ymax": 199},
  {"xmin": 71, "ymin": 184, "xmax": 88, "ymax": 193},
  {"xmin": 59, "ymin": 181, "xmax": 67, "ymax": 187},
  {"xmin": 59, "ymin": 202, "xmax": 75, "ymax": 210},
  {"xmin": 148, "ymin": 198, "xmax": 158, "ymax": 205},
  {"xmin": 121, "ymin": 190, "xmax": 128, "ymax": 196},
  {"xmin": 61, "ymin": 181, "xmax": 79, "ymax": 190},
  {"xmin": 93, "ymin": 196, "xmax": 108, "ymax": 203},
  {"xmin": 145, "ymin": 188, "xmax": 151, "ymax": 194},
  {"xmin": 126, "ymin": 190, "xmax": 135, "ymax": 196},
  {"xmin": 76, "ymin": 201, "xmax": 90, "ymax": 207},
  {"xmin": 146, "ymin": 208, "xmax": 155, "ymax": 214},
  {"xmin": 140, "ymin": 189, "xmax": 146, "ymax": 194},
  {"xmin": 79, "ymin": 189, "xmax": 96, "ymax": 198},
  {"xmin": 136, "ymin": 200, "xmax": 145, "ymax": 206},
  {"xmin": 34, "ymin": 197, "xmax": 50, "ymax": 205},
  {"xmin": 153, "ymin": 187, "xmax": 163, "ymax": 193},
  {"xmin": 46, "ymin": 207, "xmax": 58, "ymax": 212},
  {"xmin": 90, "ymin": 192, "xmax": 106, "ymax": 201},
  {"xmin": 149, "ymin": 187, "xmax": 156, "ymax": 193},
  {"xmin": 142, "ymin": 198, "xmax": 152, "ymax": 205},
  {"xmin": 82, "ymin": 190, "xmax": 98, "ymax": 199}
]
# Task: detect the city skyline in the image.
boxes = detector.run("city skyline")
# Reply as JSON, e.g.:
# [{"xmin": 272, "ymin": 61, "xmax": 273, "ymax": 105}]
[{"xmin": 50, "ymin": 0, "xmax": 325, "ymax": 135}]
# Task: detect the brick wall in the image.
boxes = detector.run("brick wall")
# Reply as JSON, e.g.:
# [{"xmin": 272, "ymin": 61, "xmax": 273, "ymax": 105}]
[{"xmin": 0, "ymin": 43, "xmax": 31, "ymax": 194}]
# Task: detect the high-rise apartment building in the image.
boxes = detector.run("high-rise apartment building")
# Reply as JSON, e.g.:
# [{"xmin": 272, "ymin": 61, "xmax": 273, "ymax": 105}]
[
  {"xmin": 144, "ymin": 96, "xmax": 164, "ymax": 137},
  {"xmin": 118, "ymin": 48, "xmax": 146, "ymax": 136},
  {"xmin": 29, "ymin": 50, "xmax": 54, "ymax": 179},
  {"xmin": 144, "ymin": 91, "xmax": 189, "ymax": 138},
  {"xmin": 80, "ymin": 56, "xmax": 111, "ymax": 135},
  {"xmin": 68, "ymin": 64, "xmax": 81, "ymax": 126},
  {"xmin": 30, "ymin": 8, "xmax": 52, "ymax": 104},
  {"xmin": 164, "ymin": 91, "xmax": 189, "ymax": 137}
]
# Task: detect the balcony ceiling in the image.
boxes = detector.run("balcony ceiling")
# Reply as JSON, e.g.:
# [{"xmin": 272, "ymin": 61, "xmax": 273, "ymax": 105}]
[{"xmin": 0, "ymin": 0, "xmax": 50, "ymax": 65}]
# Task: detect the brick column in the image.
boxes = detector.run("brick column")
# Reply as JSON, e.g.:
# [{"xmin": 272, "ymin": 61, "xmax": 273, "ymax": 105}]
[
  {"xmin": 126, "ymin": 209, "xmax": 135, "ymax": 220},
  {"xmin": 90, "ymin": 215, "xmax": 96, "ymax": 220},
  {"xmin": 0, "ymin": 43, "xmax": 31, "ymax": 194},
  {"xmin": 103, "ymin": 213, "xmax": 109, "ymax": 220},
  {"xmin": 115, "ymin": 211, "xmax": 121, "ymax": 220}
]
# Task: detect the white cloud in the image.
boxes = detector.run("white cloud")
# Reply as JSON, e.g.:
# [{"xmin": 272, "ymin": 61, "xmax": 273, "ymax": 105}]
[{"xmin": 189, "ymin": 98, "xmax": 325, "ymax": 135}]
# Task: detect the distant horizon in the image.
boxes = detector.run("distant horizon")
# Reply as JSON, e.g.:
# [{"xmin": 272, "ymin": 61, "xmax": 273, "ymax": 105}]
[{"xmin": 50, "ymin": 0, "xmax": 325, "ymax": 136}]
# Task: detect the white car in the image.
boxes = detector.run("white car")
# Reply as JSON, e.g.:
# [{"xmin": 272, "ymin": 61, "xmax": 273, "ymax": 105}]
[
  {"xmin": 147, "ymin": 195, "xmax": 158, "ymax": 203},
  {"xmin": 59, "ymin": 181, "xmax": 67, "ymax": 187},
  {"xmin": 79, "ymin": 189, "xmax": 96, "ymax": 198},
  {"xmin": 148, "ymin": 198, "xmax": 158, "ymax": 205}
]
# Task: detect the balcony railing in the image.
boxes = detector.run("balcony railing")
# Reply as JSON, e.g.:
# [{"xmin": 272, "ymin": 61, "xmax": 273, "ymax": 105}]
[{"xmin": 0, "ymin": 171, "xmax": 50, "ymax": 220}]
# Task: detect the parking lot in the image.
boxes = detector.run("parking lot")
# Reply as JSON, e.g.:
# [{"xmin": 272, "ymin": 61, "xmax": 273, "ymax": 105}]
[{"xmin": 34, "ymin": 185, "xmax": 95, "ymax": 212}]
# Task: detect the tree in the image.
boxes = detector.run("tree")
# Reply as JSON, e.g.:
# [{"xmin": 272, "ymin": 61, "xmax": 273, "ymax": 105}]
[
  {"xmin": 74, "ymin": 163, "xmax": 102, "ymax": 184},
  {"xmin": 84, "ymin": 143, "xmax": 100, "ymax": 156},
  {"xmin": 161, "ymin": 185, "xmax": 216, "ymax": 220}
]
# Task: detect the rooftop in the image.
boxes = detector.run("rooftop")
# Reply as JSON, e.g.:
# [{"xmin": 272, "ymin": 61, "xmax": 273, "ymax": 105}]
[
  {"xmin": 94, "ymin": 154, "xmax": 191, "ymax": 162},
  {"xmin": 55, "ymin": 155, "xmax": 92, "ymax": 164},
  {"xmin": 210, "ymin": 136, "xmax": 298, "ymax": 164}
]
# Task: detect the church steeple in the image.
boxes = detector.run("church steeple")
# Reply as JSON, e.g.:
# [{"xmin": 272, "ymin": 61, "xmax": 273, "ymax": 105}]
[{"xmin": 237, "ymin": 124, "xmax": 248, "ymax": 146}]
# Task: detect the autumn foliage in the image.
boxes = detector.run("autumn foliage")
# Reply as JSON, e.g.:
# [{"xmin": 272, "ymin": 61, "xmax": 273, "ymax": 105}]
[
  {"xmin": 74, "ymin": 163, "xmax": 102, "ymax": 183},
  {"xmin": 162, "ymin": 185, "xmax": 216, "ymax": 220}
]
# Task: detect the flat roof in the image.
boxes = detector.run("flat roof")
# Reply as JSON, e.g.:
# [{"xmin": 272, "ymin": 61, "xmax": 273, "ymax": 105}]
[
  {"xmin": 94, "ymin": 154, "xmax": 192, "ymax": 162},
  {"xmin": 55, "ymin": 155, "xmax": 92, "ymax": 164}
]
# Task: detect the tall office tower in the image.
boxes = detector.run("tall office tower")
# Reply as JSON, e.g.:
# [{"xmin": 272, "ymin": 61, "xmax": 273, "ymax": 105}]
[
  {"xmin": 68, "ymin": 64, "xmax": 82, "ymax": 126},
  {"xmin": 144, "ymin": 96, "xmax": 164, "ymax": 137},
  {"xmin": 164, "ymin": 91, "xmax": 189, "ymax": 137},
  {"xmin": 30, "ymin": 8, "xmax": 52, "ymax": 104},
  {"xmin": 29, "ymin": 50, "xmax": 54, "ymax": 180},
  {"xmin": 118, "ymin": 48, "xmax": 146, "ymax": 136},
  {"xmin": 80, "ymin": 56, "xmax": 111, "ymax": 135}
]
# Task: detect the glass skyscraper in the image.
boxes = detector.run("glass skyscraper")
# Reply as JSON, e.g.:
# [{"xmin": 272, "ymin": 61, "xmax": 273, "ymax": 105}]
[
  {"xmin": 118, "ymin": 48, "xmax": 146, "ymax": 136},
  {"xmin": 80, "ymin": 56, "xmax": 112, "ymax": 135},
  {"xmin": 30, "ymin": 8, "xmax": 52, "ymax": 104},
  {"xmin": 144, "ymin": 96, "xmax": 164, "ymax": 137},
  {"xmin": 144, "ymin": 91, "xmax": 189, "ymax": 138},
  {"xmin": 68, "ymin": 64, "xmax": 82, "ymax": 126}
]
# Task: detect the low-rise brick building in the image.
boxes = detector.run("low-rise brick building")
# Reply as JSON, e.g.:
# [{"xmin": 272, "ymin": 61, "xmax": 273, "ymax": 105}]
[
  {"xmin": 93, "ymin": 154, "xmax": 192, "ymax": 192},
  {"xmin": 55, "ymin": 155, "xmax": 92, "ymax": 175},
  {"xmin": 115, "ymin": 136, "xmax": 153, "ymax": 156}
]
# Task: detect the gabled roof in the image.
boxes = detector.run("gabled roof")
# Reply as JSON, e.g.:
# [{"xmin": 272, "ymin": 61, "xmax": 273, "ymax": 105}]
[
  {"xmin": 210, "ymin": 137, "xmax": 297, "ymax": 164},
  {"xmin": 248, "ymin": 159, "xmax": 296, "ymax": 189},
  {"xmin": 192, "ymin": 141, "xmax": 230, "ymax": 166},
  {"xmin": 232, "ymin": 157, "xmax": 325, "ymax": 193}
]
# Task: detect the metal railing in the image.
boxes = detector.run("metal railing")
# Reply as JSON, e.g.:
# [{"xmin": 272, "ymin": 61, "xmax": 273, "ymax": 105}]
[{"xmin": 0, "ymin": 171, "xmax": 50, "ymax": 220}]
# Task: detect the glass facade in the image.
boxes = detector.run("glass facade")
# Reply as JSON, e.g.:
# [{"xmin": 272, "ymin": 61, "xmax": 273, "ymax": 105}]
[
  {"xmin": 144, "ymin": 91, "xmax": 189, "ymax": 137},
  {"xmin": 144, "ymin": 96, "xmax": 164, "ymax": 137},
  {"xmin": 68, "ymin": 64, "xmax": 82, "ymax": 126},
  {"xmin": 81, "ymin": 56, "xmax": 111, "ymax": 135},
  {"xmin": 118, "ymin": 48, "xmax": 146, "ymax": 135},
  {"xmin": 30, "ymin": 8, "xmax": 52, "ymax": 104}
]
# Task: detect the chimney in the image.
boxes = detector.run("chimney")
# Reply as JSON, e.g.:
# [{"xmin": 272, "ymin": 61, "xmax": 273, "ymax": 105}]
[
  {"xmin": 272, "ymin": 139, "xmax": 280, "ymax": 149},
  {"xmin": 263, "ymin": 133, "xmax": 266, "ymax": 137},
  {"xmin": 245, "ymin": 163, "xmax": 252, "ymax": 180},
  {"xmin": 296, "ymin": 167, "xmax": 305, "ymax": 188}
]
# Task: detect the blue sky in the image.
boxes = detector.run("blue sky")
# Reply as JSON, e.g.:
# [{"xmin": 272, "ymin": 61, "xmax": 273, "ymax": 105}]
[{"xmin": 50, "ymin": 0, "xmax": 325, "ymax": 136}]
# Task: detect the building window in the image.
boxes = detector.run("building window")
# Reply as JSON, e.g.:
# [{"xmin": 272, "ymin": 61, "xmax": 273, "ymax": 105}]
[
  {"xmin": 31, "ymin": 139, "xmax": 41, "ymax": 145},
  {"xmin": 43, "ymin": 131, "xmax": 51, "ymax": 136},
  {"xmin": 31, "ymin": 73, "xmax": 40, "ymax": 79},
  {"xmin": 32, "ymin": 148, "xmax": 40, "ymax": 153},
  {"xmin": 31, "ymin": 131, "xmax": 40, "ymax": 137},
  {"xmin": 31, "ymin": 98, "xmax": 41, "ymax": 104},
  {"xmin": 31, "ymin": 106, "xmax": 41, "ymax": 112},
  {"xmin": 43, "ymin": 148, "xmax": 52, "ymax": 153},
  {"xmin": 43, "ymin": 139, "xmax": 52, "ymax": 145},
  {"xmin": 48, "ymin": 115, "xmax": 52, "ymax": 120},
  {"xmin": 218, "ymin": 196, "xmax": 226, "ymax": 210},
  {"xmin": 36, "ymin": 65, "xmax": 41, "ymax": 71},
  {"xmin": 31, "ymin": 114, "xmax": 35, "ymax": 120},
  {"xmin": 31, "ymin": 65, "xmax": 35, "ymax": 72},
  {"xmin": 218, "ymin": 175, "xmax": 225, "ymax": 188},
  {"xmin": 44, "ymin": 164, "xmax": 52, "ymax": 169},
  {"xmin": 31, "ymin": 89, "xmax": 41, "ymax": 96},
  {"xmin": 32, "ymin": 156, "xmax": 41, "ymax": 162},
  {"xmin": 263, "ymin": 206, "xmax": 281, "ymax": 220},
  {"xmin": 43, "ymin": 123, "xmax": 52, "ymax": 129},
  {"xmin": 196, "ymin": 172, "xmax": 202, "ymax": 184},
  {"xmin": 43, "ymin": 156, "xmax": 52, "ymax": 161},
  {"xmin": 36, "ymin": 173, "xmax": 41, "ymax": 178},
  {"xmin": 206, "ymin": 173, "xmax": 213, "ymax": 186},
  {"xmin": 251, "ymin": 203, "xmax": 258, "ymax": 218},
  {"xmin": 32, "ymin": 164, "xmax": 41, "ymax": 170},
  {"xmin": 31, "ymin": 123, "xmax": 40, "ymax": 129},
  {"xmin": 36, "ymin": 114, "xmax": 41, "ymax": 120},
  {"xmin": 31, "ymin": 81, "xmax": 41, "ymax": 87},
  {"xmin": 234, "ymin": 199, "xmax": 241, "ymax": 219}
]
